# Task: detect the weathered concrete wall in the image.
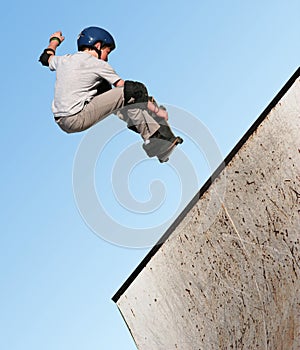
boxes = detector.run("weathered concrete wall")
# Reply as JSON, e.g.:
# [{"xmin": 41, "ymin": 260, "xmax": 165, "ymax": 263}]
[{"xmin": 113, "ymin": 71, "xmax": 300, "ymax": 349}]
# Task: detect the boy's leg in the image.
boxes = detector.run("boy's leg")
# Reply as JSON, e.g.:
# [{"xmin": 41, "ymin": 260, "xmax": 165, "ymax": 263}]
[
  {"xmin": 55, "ymin": 80, "xmax": 170, "ymax": 150},
  {"xmin": 117, "ymin": 106, "xmax": 160, "ymax": 140},
  {"xmin": 56, "ymin": 86, "xmax": 160, "ymax": 139},
  {"xmin": 56, "ymin": 87, "xmax": 125, "ymax": 133}
]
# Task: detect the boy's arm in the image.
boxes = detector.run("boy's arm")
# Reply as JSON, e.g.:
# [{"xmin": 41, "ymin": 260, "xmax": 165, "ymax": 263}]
[
  {"xmin": 39, "ymin": 31, "xmax": 65, "ymax": 66},
  {"xmin": 147, "ymin": 100, "xmax": 168, "ymax": 120},
  {"xmin": 114, "ymin": 79, "xmax": 125, "ymax": 87}
]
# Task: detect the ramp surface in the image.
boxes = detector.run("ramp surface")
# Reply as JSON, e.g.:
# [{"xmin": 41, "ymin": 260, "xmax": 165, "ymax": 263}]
[{"xmin": 113, "ymin": 68, "xmax": 300, "ymax": 350}]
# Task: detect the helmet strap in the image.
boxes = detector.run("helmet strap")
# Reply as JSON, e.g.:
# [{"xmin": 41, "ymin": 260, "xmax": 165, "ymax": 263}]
[{"xmin": 91, "ymin": 45, "xmax": 102, "ymax": 59}]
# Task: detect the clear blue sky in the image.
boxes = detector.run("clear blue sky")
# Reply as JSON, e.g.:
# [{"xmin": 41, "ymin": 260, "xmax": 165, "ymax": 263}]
[{"xmin": 1, "ymin": 0, "xmax": 299, "ymax": 349}]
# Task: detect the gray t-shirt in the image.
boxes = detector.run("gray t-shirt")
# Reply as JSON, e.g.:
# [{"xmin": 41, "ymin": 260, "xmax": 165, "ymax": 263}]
[{"xmin": 49, "ymin": 52, "xmax": 121, "ymax": 117}]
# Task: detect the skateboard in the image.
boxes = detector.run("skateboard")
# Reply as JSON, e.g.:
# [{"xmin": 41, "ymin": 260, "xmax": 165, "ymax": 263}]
[
  {"xmin": 138, "ymin": 96, "xmax": 184, "ymax": 162},
  {"xmin": 142, "ymin": 134, "xmax": 183, "ymax": 162},
  {"xmin": 156, "ymin": 136, "xmax": 183, "ymax": 163}
]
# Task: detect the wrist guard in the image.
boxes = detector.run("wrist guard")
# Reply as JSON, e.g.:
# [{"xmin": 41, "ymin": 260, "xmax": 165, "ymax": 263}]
[{"xmin": 49, "ymin": 37, "xmax": 61, "ymax": 45}]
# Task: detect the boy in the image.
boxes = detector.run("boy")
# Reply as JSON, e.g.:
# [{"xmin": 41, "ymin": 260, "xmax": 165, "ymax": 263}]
[{"xmin": 39, "ymin": 26, "xmax": 182, "ymax": 161}]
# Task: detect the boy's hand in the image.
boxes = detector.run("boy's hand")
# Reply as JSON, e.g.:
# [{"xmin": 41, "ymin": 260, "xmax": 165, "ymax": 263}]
[
  {"xmin": 147, "ymin": 100, "xmax": 169, "ymax": 121},
  {"xmin": 156, "ymin": 108, "xmax": 169, "ymax": 121},
  {"xmin": 49, "ymin": 31, "xmax": 65, "ymax": 45}
]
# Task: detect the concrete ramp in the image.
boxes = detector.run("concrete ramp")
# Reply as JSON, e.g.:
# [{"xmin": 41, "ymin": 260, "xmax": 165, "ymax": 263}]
[{"xmin": 112, "ymin": 68, "xmax": 300, "ymax": 350}]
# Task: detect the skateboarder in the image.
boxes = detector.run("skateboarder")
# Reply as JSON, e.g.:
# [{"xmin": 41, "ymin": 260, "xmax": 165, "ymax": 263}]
[{"xmin": 39, "ymin": 26, "xmax": 182, "ymax": 161}]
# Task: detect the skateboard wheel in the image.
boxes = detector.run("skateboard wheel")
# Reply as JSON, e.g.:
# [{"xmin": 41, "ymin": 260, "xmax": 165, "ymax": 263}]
[{"xmin": 159, "ymin": 157, "xmax": 169, "ymax": 163}]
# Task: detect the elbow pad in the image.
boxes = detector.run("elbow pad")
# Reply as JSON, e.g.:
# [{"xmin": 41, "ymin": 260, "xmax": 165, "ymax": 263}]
[{"xmin": 39, "ymin": 48, "xmax": 55, "ymax": 66}]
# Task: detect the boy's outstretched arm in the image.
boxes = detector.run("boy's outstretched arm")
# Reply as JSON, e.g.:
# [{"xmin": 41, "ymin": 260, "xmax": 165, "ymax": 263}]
[{"xmin": 39, "ymin": 31, "xmax": 65, "ymax": 66}]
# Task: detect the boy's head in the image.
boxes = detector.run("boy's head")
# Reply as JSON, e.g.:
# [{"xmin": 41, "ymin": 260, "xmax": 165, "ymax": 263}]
[{"xmin": 77, "ymin": 26, "xmax": 116, "ymax": 60}]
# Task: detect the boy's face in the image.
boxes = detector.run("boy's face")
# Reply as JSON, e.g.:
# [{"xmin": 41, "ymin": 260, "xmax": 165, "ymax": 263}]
[{"xmin": 100, "ymin": 46, "xmax": 111, "ymax": 62}]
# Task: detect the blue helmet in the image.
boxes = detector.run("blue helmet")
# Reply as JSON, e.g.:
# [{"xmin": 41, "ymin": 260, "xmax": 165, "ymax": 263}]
[{"xmin": 77, "ymin": 26, "xmax": 116, "ymax": 51}]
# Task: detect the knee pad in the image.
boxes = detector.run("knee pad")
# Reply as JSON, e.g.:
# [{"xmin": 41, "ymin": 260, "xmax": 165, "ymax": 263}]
[{"xmin": 124, "ymin": 80, "xmax": 148, "ymax": 106}]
